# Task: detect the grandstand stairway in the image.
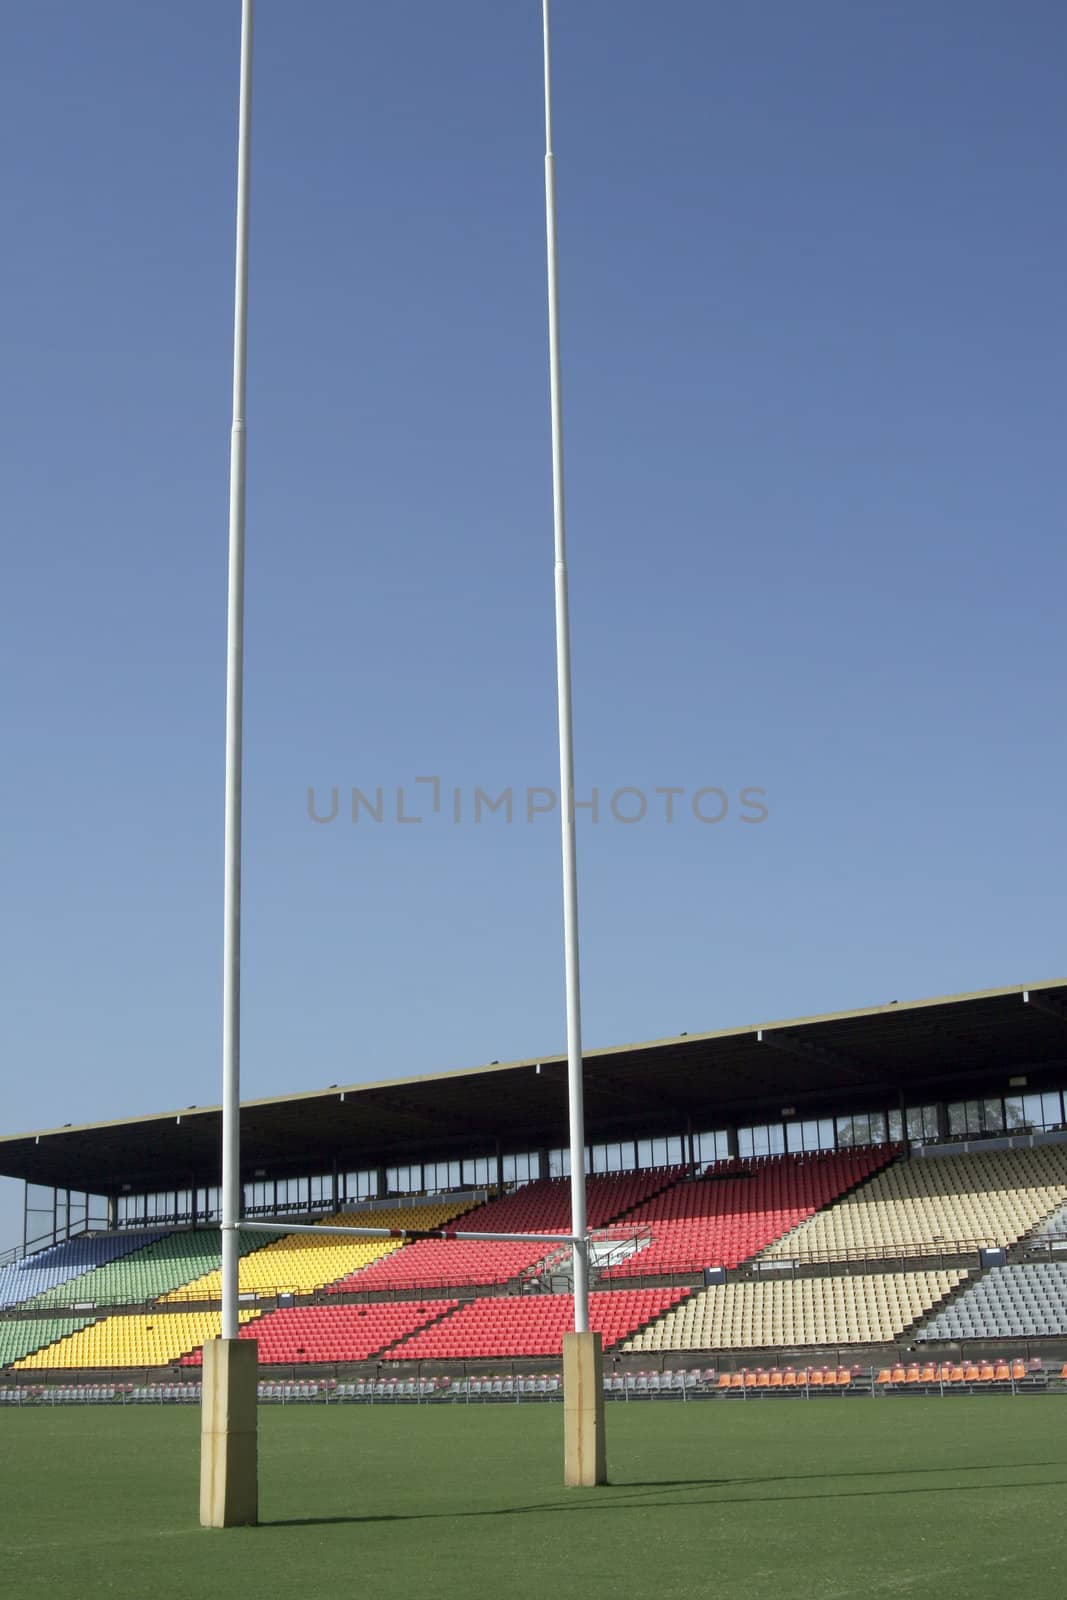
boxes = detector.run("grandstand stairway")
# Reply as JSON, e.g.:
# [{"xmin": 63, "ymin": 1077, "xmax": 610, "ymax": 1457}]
[
  {"xmin": 1012, "ymin": 1198, "xmax": 1067, "ymax": 1262},
  {"xmin": 531, "ymin": 1228, "xmax": 656, "ymax": 1295},
  {"xmin": 902, "ymin": 1267, "xmax": 978, "ymax": 1334}
]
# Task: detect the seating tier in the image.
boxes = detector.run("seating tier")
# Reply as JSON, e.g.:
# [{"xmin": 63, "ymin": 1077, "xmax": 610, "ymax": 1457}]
[
  {"xmin": 918, "ymin": 1262, "xmax": 1067, "ymax": 1341},
  {"xmin": 12, "ymin": 1309, "xmax": 261, "ymax": 1370},
  {"xmin": 624, "ymin": 1270, "xmax": 965, "ymax": 1350},
  {"xmin": 24, "ymin": 1228, "xmax": 266, "ymax": 1311},
  {"xmin": 162, "ymin": 1201, "xmax": 472, "ymax": 1302},
  {"xmin": 326, "ymin": 1238, "xmax": 548, "ymax": 1292},
  {"xmin": 761, "ymin": 1145, "xmax": 1067, "ymax": 1262},
  {"xmin": 601, "ymin": 1149, "xmax": 895, "ymax": 1278},
  {"xmin": 0, "ymin": 1317, "xmax": 95, "ymax": 1366},
  {"xmin": 380, "ymin": 1288, "xmax": 689, "ymax": 1359},
  {"xmin": 0, "ymin": 1233, "xmax": 164, "ymax": 1311},
  {"xmin": 326, "ymin": 1171, "xmax": 684, "ymax": 1293},
  {"xmin": 181, "ymin": 1301, "xmax": 458, "ymax": 1364}
]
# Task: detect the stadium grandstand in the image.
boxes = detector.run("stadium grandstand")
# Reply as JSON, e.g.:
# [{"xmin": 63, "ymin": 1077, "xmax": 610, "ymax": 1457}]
[{"xmin": 3, "ymin": 979, "xmax": 1067, "ymax": 1383}]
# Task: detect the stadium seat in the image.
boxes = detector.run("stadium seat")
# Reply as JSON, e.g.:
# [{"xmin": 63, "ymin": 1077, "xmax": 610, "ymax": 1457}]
[
  {"xmin": 601, "ymin": 1149, "xmax": 896, "ymax": 1279},
  {"xmin": 917, "ymin": 1262, "xmax": 1067, "ymax": 1343},
  {"xmin": 0, "ymin": 1316, "xmax": 96, "ymax": 1366},
  {"xmin": 13, "ymin": 1309, "xmax": 260, "ymax": 1370},
  {"xmin": 762, "ymin": 1145, "xmax": 1067, "ymax": 1265},
  {"xmin": 0, "ymin": 1232, "xmax": 167, "ymax": 1311},
  {"xmin": 23, "ymin": 1227, "xmax": 267, "ymax": 1311},
  {"xmin": 326, "ymin": 1171, "xmax": 684, "ymax": 1294},
  {"xmin": 164, "ymin": 1201, "xmax": 471, "ymax": 1302},
  {"xmin": 181, "ymin": 1301, "xmax": 458, "ymax": 1365},
  {"xmin": 377, "ymin": 1288, "xmax": 688, "ymax": 1361},
  {"xmin": 623, "ymin": 1269, "xmax": 966, "ymax": 1351}
]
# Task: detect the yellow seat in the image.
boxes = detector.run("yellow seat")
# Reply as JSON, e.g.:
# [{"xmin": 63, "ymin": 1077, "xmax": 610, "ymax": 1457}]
[
  {"xmin": 162, "ymin": 1199, "xmax": 471, "ymax": 1302},
  {"xmin": 13, "ymin": 1309, "xmax": 260, "ymax": 1370}
]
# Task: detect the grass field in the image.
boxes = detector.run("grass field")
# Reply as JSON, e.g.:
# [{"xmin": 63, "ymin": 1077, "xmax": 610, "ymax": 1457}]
[{"xmin": 1, "ymin": 1398, "xmax": 1064, "ymax": 1599}]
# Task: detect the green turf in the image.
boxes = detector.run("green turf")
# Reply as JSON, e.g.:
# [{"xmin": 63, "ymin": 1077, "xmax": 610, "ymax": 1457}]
[{"xmin": 1, "ymin": 1398, "xmax": 1064, "ymax": 1600}]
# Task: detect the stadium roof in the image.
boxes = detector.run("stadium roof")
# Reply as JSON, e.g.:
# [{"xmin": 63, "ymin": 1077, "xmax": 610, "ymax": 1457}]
[{"xmin": 2, "ymin": 979, "xmax": 1066, "ymax": 1197}]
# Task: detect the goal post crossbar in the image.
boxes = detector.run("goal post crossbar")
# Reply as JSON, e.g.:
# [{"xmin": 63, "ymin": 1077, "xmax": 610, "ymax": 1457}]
[{"xmin": 233, "ymin": 1220, "xmax": 583, "ymax": 1245}]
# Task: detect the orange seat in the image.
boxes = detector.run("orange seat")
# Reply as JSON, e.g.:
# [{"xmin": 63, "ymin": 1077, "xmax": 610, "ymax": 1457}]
[
  {"xmin": 729, "ymin": 1372, "xmax": 744, "ymax": 1389},
  {"xmin": 717, "ymin": 1373, "xmax": 732, "ymax": 1389},
  {"xmin": 890, "ymin": 1365, "xmax": 906, "ymax": 1383},
  {"xmin": 781, "ymin": 1369, "xmax": 797, "ymax": 1387},
  {"xmin": 769, "ymin": 1370, "xmax": 783, "ymax": 1388},
  {"xmin": 808, "ymin": 1368, "xmax": 824, "ymax": 1387},
  {"xmin": 920, "ymin": 1364, "xmax": 937, "ymax": 1382},
  {"xmin": 979, "ymin": 1363, "xmax": 995, "ymax": 1382},
  {"xmin": 1060, "ymin": 1362, "xmax": 1067, "ymax": 1381},
  {"xmin": 1011, "ymin": 1361, "xmax": 1026, "ymax": 1381},
  {"xmin": 904, "ymin": 1365, "xmax": 921, "ymax": 1384},
  {"xmin": 963, "ymin": 1363, "xmax": 980, "ymax": 1382},
  {"xmin": 876, "ymin": 1368, "xmax": 892, "ymax": 1385},
  {"xmin": 994, "ymin": 1362, "xmax": 1010, "ymax": 1381},
  {"xmin": 835, "ymin": 1368, "xmax": 851, "ymax": 1386},
  {"xmin": 743, "ymin": 1371, "xmax": 759, "ymax": 1388}
]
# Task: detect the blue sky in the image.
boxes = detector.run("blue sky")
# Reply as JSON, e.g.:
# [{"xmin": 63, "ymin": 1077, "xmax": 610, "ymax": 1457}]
[{"xmin": 1, "ymin": 1, "xmax": 1063, "ymax": 1251}]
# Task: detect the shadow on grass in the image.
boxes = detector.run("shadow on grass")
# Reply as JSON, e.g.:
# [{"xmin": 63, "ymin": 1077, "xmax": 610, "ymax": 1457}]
[
  {"xmin": 261, "ymin": 1463, "xmax": 1067, "ymax": 1529},
  {"xmin": 618, "ymin": 1457, "xmax": 1066, "ymax": 1490}
]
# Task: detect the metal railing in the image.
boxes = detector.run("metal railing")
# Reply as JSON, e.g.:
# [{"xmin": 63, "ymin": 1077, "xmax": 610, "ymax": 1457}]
[
  {"xmin": 4, "ymin": 1217, "xmax": 1065, "ymax": 1318},
  {"xmin": 0, "ymin": 1361, "xmax": 1060, "ymax": 1407}
]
